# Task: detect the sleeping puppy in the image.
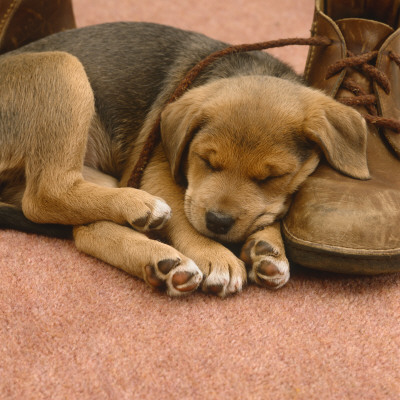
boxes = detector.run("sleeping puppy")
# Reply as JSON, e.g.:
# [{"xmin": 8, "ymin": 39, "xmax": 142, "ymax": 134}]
[{"xmin": 0, "ymin": 22, "xmax": 369, "ymax": 297}]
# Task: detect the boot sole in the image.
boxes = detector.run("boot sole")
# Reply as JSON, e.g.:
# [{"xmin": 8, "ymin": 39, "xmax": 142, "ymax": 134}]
[{"xmin": 282, "ymin": 221, "xmax": 400, "ymax": 275}]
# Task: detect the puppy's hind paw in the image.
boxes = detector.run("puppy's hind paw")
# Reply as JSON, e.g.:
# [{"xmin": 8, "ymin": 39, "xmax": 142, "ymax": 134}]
[{"xmin": 144, "ymin": 257, "xmax": 203, "ymax": 297}]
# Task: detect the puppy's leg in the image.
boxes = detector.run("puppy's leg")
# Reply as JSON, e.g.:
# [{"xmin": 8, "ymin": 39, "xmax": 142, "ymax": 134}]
[
  {"xmin": 240, "ymin": 222, "xmax": 290, "ymax": 289},
  {"xmin": 82, "ymin": 166, "xmax": 119, "ymax": 188},
  {"xmin": 139, "ymin": 152, "xmax": 247, "ymax": 297},
  {"xmin": 73, "ymin": 221, "xmax": 203, "ymax": 296},
  {"xmin": 1, "ymin": 52, "xmax": 170, "ymax": 230}
]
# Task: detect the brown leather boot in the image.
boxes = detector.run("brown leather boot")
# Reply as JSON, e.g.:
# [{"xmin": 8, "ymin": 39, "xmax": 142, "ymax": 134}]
[
  {"xmin": 0, "ymin": 0, "xmax": 75, "ymax": 54},
  {"xmin": 282, "ymin": 0, "xmax": 400, "ymax": 274}
]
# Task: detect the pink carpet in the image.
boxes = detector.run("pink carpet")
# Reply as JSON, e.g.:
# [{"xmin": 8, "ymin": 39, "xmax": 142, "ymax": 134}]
[{"xmin": 1, "ymin": 1, "xmax": 400, "ymax": 399}]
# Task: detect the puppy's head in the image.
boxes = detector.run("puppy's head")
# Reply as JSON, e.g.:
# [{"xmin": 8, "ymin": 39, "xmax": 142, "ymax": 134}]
[{"xmin": 161, "ymin": 75, "xmax": 368, "ymax": 243}]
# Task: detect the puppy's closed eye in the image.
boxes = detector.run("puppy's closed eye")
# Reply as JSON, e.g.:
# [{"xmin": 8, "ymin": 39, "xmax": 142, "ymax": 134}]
[
  {"xmin": 252, "ymin": 173, "xmax": 290, "ymax": 186},
  {"xmin": 197, "ymin": 154, "xmax": 222, "ymax": 172}
]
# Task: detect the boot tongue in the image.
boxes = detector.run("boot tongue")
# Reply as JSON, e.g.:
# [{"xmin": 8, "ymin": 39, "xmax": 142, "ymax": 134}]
[{"xmin": 336, "ymin": 18, "xmax": 394, "ymax": 54}]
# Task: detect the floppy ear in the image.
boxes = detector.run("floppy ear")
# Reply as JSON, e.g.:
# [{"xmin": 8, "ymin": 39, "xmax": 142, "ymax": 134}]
[
  {"xmin": 302, "ymin": 89, "xmax": 370, "ymax": 180},
  {"xmin": 160, "ymin": 88, "xmax": 207, "ymax": 184}
]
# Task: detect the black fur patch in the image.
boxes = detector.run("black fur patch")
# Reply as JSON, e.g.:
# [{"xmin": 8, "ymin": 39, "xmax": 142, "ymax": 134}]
[{"xmin": 0, "ymin": 205, "xmax": 73, "ymax": 239}]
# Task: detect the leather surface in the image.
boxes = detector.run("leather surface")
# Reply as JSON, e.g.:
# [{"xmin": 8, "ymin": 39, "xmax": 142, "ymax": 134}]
[
  {"xmin": 326, "ymin": 0, "xmax": 400, "ymax": 27},
  {"xmin": 377, "ymin": 29, "xmax": 400, "ymax": 156},
  {"xmin": 283, "ymin": 3, "xmax": 400, "ymax": 273},
  {"xmin": 304, "ymin": 8, "xmax": 346, "ymax": 97},
  {"xmin": 0, "ymin": 0, "xmax": 75, "ymax": 54}
]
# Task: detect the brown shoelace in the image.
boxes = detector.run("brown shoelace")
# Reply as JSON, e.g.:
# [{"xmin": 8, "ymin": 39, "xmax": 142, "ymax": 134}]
[
  {"xmin": 127, "ymin": 35, "xmax": 400, "ymax": 188},
  {"xmin": 327, "ymin": 49, "xmax": 400, "ymax": 133}
]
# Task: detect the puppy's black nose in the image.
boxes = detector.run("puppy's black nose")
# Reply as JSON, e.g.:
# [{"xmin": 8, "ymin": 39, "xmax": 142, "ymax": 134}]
[{"xmin": 205, "ymin": 211, "xmax": 235, "ymax": 235}]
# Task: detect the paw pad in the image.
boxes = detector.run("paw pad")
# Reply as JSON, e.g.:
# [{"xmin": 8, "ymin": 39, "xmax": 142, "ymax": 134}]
[
  {"xmin": 258, "ymin": 260, "xmax": 282, "ymax": 277},
  {"xmin": 130, "ymin": 199, "xmax": 171, "ymax": 232},
  {"xmin": 172, "ymin": 271, "xmax": 199, "ymax": 292},
  {"xmin": 256, "ymin": 260, "xmax": 283, "ymax": 288},
  {"xmin": 145, "ymin": 258, "xmax": 202, "ymax": 296},
  {"xmin": 149, "ymin": 216, "xmax": 167, "ymax": 229},
  {"xmin": 158, "ymin": 258, "xmax": 180, "ymax": 274},
  {"xmin": 132, "ymin": 213, "xmax": 150, "ymax": 228},
  {"xmin": 145, "ymin": 265, "xmax": 165, "ymax": 289},
  {"xmin": 254, "ymin": 241, "xmax": 279, "ymax": 256},
  {"xmin": 203, "ymin": 283, "xmax": 224, "ymax": 295}
]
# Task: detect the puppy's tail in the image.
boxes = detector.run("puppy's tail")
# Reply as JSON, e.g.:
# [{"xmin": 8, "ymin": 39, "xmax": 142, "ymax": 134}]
[{"xmin": 0, "ymin": 203, "xmax": 73, "ymax": 239}]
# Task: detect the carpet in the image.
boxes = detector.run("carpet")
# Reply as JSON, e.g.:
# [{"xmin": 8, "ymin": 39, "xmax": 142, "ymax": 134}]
[{"xmin": 1, "ymin": 1, "xmax": 399, "ymax": 399}]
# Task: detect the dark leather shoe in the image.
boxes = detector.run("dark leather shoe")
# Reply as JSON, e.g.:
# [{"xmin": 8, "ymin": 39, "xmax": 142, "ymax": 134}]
[
  {"xmin": 282, "ymin": 0, "xmax": 400, "ymax": 274},
  {"xmin": 0, "ymin": 0, "xmax": 75, "ymax": 54}
]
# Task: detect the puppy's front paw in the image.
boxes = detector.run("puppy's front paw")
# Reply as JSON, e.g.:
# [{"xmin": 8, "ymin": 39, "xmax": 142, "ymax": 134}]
[
  {"xmin": 192, "ymin": 248, "xmax": 247, "ymax": 297},
  {"xmin": 131, "ymin": 196, "xmax": 171, "ymax": 231},
  {"xmin": 118, "ymin": 188, "xmax": 171, "ymax": 231},
  {"xmin": 240, "ymin": 239, "xmax": 289, "ymax": 289},
  {"xmin": 144, "ymin": 255, "xmax": 203, "ymax": 297}
]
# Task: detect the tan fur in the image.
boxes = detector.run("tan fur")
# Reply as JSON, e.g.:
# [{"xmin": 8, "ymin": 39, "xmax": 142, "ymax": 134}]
[{"xmin": 0, "ymin": 52, "xmax": 368, "ymax": 297}]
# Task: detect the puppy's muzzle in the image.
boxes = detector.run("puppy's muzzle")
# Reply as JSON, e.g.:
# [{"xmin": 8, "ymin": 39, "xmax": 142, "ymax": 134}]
[{"xmin": 205, "ymin": 211, "xmax": 235, "ymax": 235}]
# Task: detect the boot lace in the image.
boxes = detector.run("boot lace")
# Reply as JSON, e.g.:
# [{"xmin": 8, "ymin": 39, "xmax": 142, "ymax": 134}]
[{"xmin": 326, "ymin": 49, "xmax": 400, "ymax": 132}]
